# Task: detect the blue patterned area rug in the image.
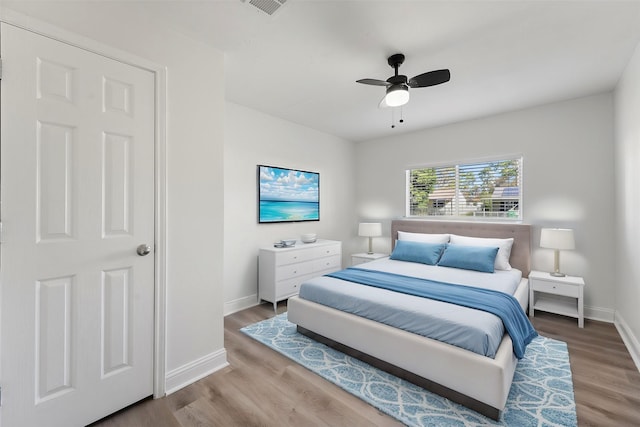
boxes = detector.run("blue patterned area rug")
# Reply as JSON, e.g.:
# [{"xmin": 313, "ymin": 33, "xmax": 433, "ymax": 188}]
[{"xmin": 241, "ymin": 313, "xmax": 577, "ymax": 427}]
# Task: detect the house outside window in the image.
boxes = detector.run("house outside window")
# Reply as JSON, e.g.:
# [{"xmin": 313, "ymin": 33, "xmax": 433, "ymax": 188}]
[{"xmin": 406, "ymin": 157, "xmax": 522, "ymax": 220}]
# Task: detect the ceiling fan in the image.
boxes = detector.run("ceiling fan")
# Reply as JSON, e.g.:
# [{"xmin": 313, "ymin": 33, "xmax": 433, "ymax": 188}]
[{"xmin": 357, "ymin": 53, "xmax": 450, "ymax": 108}]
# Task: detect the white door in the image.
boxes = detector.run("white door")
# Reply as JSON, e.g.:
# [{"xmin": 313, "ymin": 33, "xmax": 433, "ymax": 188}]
[{"xmin": 0, "ymin": 23, "xmax": 156, "ymax": 427}]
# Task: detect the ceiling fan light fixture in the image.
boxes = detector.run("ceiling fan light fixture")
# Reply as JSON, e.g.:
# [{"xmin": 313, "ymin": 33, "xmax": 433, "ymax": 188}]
[{"xmin": 385, "ymin": 84, "xmax": 410, "ymax": 107}]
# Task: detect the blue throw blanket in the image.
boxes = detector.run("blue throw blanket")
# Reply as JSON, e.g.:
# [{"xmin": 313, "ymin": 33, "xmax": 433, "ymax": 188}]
[{"xmin": 325, "ymin": 268, "xmax": 537, "ymax": 359}]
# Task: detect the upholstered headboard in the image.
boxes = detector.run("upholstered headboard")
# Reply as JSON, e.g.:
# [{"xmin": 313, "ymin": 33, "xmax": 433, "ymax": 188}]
[{"xmin": 391, "ymin": 220, "xmax": 531, "ymax": 277}]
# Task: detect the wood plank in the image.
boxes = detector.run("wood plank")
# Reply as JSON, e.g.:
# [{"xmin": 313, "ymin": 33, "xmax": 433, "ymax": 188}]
[{"xmin": 90, "ymin": 303, "xmax": 640, "ymax": 426}]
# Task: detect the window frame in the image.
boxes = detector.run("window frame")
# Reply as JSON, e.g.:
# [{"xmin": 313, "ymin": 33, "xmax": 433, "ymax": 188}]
[{"xmin": 405, "ymin": 155, "xmax": 523, "ymax": 221}]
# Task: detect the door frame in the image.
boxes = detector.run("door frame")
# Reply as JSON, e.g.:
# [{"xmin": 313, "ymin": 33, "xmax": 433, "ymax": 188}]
[{"xmin": 0, "ymin": 9, "xmax": 168, "ymax": 398}]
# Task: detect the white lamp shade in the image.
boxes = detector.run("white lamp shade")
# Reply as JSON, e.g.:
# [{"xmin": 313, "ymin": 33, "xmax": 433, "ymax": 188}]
[
  {"xmin": 540, "ymin": 228, "xmax": 575, "ymax": 250},
  {"xmin": 358, "ymin": 222, "xmax": 382, "ymax": 237}
]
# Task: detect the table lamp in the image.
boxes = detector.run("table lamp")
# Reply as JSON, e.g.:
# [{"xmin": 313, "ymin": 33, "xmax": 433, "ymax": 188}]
[
  {"xmin": 540, "ymin": 228, "xmax": 575, "ymax": 277},
  {"xmin": 358, "ymin": 222, "xmax": 382, "ymax": 255}
]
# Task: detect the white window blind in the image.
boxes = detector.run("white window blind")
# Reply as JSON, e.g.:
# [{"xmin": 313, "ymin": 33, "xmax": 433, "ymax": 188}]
[{"xmin": 406, "ymin": 157, "xmax": 522, "ymax": 220}]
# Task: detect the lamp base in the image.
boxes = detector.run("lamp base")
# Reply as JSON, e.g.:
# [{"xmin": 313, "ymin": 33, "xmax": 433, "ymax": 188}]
[{"xmin": 550, "ymin": 249, "xmax": 566, "ymax": 277}]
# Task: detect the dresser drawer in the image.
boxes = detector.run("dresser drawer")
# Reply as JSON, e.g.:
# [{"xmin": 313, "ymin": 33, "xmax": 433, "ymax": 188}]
[
  {"xmin": 314, "ymin": 254, "xmax": 342, "ymax": 273},
  {"xmin": 275, "ymin": 276, "xmax": 307, "ymax": 298},
  {"xmin": 275, "ymin": 260, "xmax": 314, "ymax": 281},
  {"xmin": 531, "ymin": 279, "xmax": 579, "ymax": 298},
  {"xmin": 313, "ymin": 244, "xmax": 341, "ymax": 258},
  {"xmin": 275, "ymin": 248, "xmax": 316, "ymax": 266}
]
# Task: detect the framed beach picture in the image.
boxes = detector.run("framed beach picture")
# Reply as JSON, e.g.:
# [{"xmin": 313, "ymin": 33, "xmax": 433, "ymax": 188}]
[{"xmin": 258, "ymin": 165, "xmax": 320, "ymax": 223}]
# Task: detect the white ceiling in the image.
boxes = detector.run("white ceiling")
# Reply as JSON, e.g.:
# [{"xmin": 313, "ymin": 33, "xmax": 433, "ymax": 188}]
[{"xmin": 7, "ymin": 1, "xmax": 640, "ymax": 142}]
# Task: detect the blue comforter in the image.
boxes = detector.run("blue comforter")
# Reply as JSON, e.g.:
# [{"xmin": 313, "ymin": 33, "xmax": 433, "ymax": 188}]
[{"xmin": 325, "ymin": 268, "xmax": 537, "ymax": 359}]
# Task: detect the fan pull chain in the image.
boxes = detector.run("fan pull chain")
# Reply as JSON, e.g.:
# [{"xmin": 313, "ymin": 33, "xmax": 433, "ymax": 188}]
[{"xmin": 391, "ymin": 107, "xmax": 405, "ymax": 129}]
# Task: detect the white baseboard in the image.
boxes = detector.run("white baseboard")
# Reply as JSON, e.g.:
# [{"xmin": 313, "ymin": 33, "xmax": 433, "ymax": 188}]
[
  {"xmin": 224, "ymin": 293, "xmax": 259, "ymax": 316},
  {"xmin": 614, "ymin": 312, "xmax": 640, "ymax": 373},
  {"xmin": 585, "ymin": 305, "xmax": 615, "ymax": 323},
  {"xmin": 165, "ymin": 348, "xmax": 229, "ymax": 395}
]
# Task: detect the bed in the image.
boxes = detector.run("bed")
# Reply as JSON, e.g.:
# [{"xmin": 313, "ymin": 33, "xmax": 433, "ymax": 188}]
[{"xmin": 287, "ymin": 219, "xmax": 532, "ymax": 420}]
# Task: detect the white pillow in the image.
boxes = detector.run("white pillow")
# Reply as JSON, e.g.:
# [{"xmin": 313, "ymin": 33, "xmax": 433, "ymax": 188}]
[
  {"xmin": 449, "ymin": 234, "xmax": 514, "ymax": 270},
  {"xmin": 397, "ymin": 231, "xmax": 450, "ymax": 244}
]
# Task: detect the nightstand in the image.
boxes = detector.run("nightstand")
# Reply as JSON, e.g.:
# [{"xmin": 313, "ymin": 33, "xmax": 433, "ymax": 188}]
[
  {"xmin": 529, "ymin": 270, "xmax": 585, "ymax": 328},
  {"xmin": 351, "ymin": 252, "xmax": 388, "ymax": 266}
]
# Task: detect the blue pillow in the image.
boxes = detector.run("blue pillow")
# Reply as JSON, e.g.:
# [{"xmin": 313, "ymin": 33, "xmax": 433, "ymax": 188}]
[
  {"xmin": 437, "ymin": 244, "xmax": 499, "ymax": 273},
  {"xmin": 390, "ymin": 240, "xmax": 446, "ymax": 265}
]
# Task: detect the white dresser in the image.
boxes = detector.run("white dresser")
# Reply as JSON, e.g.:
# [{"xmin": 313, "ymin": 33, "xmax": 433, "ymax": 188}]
[{"xmin": 259, "ymin": 239, "xmax": 342, "ymax": 312}]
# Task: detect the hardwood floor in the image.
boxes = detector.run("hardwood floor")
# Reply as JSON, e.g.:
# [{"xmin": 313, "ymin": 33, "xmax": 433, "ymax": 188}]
[{"xmin": 92, "ymin": 303, "xmax": 640, "ymax": 427}]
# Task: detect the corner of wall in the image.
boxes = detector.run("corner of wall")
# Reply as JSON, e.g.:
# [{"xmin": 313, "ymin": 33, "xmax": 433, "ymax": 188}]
[
  {"xmin": 584, "ymin": 305, "xmax": 615, "ymax": 323},
  {"xmin": 614, "ymin": 311, "xmax": 640, "ymax": 373},
  {"xmin": 165, "ymin": 349, "xmax": 229, "ymax": 395},
  {"xmin": 224, "ymin": 294, "xmax": 260, "ymax": 316}
]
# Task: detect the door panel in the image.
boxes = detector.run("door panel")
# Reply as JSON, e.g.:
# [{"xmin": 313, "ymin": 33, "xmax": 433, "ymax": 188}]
[
  {"xmin": 1, "ymin": 23, "xmax": 156, "ymax": 427},
  {"xmin": 103, "ymin": 132, "xmax": 132, "ymax": 237},
  {"xmin": 102, "ymin": 267, "xmax": 133, "ymax": 377},
  {"xmin": 35, "ymin": 276, "xmax": 74, "ymax": 403}
]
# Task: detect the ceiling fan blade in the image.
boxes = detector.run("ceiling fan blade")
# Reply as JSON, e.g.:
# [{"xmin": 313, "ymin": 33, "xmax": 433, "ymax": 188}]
[
  {"xmin": 378, "ymin": 96, "xmax": 389, "ymax": 108},
  {"xmin": 408, "ymin": 69, "xmax": 450, "ymax": 88},
  {"xmin": 357, "ymin": 78, "xmax": 391, "ymax": 86}
]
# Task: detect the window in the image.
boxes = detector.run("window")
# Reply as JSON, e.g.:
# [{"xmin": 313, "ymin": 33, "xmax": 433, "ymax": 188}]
[{"xmin": 406, "ymin": 157, "xmax": 522, "ymax": 220}]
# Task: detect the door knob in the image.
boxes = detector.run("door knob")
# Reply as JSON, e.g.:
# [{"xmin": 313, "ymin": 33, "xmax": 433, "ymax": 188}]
[{"xmin": 137, "ymin": 244, "xmax": 152, "ymax": 256}]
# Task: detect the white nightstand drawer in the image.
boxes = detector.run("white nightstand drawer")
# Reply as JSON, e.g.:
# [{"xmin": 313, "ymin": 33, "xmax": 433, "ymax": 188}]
[
  {"xmin": 352, "ymin": 257, "xmax": 369, "ymax": 266},
  {"xmin": 351, "ymin": 253, "xmax": 388, "ymax": 266},
  {"xmin": 531, "ymin": 280, "xmax": 579, "ymax": 298}
]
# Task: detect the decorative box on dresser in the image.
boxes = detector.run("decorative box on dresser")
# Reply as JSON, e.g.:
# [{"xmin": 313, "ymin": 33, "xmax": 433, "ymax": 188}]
[
  {"xmin": 529, "ymin": 270, "xmax": 585, "ymax": 328},
  {"xmin": 259, "ymin": 239, "xmax": 342, "ymax": 312}
]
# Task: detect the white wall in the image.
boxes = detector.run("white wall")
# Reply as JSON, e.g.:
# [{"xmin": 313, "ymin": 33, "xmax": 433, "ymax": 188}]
[
  {"xmin": 224, "ymin": 102, "xmax": 357, "ymax": 314},
  {"xmin": 355, "ymin": 94, "xmax": 616, "ymax": 321},
  {"xmin": 614, "ymin": 40, "xmax": 640, "ymax": 368},
  {"xmin": 1, "ymin": 2, "xmax": 227, "ymax": 390}
]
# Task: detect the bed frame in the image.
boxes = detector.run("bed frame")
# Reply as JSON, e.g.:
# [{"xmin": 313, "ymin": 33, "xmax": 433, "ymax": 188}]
[{"xmin": 287, "ymin": 219, "xmax": 531, "ymax": 420}]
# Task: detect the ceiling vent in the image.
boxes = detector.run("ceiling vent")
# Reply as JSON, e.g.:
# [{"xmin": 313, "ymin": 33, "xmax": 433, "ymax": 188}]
[{"xmin": 245, "ymin": 0, "xmax": 288, "ymax": 16}]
